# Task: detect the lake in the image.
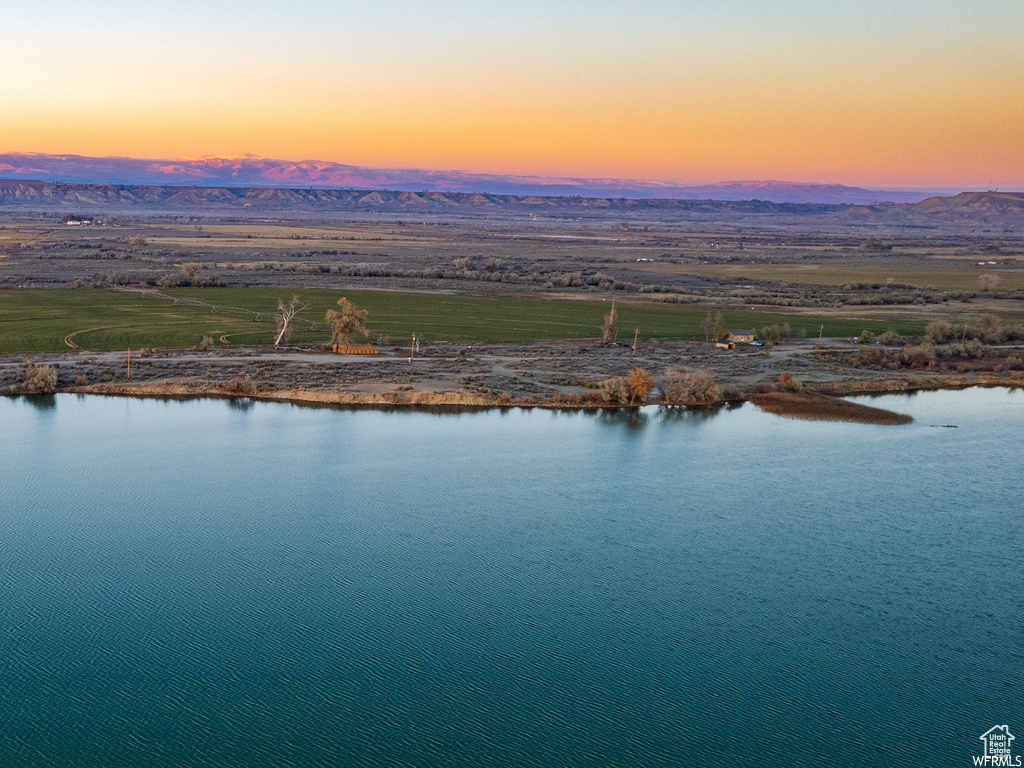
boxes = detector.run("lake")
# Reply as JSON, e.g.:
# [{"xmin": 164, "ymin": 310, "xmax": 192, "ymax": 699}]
[{"xmin": 2, "ymin": 389, "xmax": 1021, "ymax": 767}]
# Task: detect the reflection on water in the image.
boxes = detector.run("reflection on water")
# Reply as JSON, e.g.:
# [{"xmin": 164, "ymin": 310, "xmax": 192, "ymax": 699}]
[
  {"xmin": 21, "ymin": 394, "xmax": 57, "ymax": 412},
  {"xmin": 658, "ymin": 403, "xmax": 728, "ymax": 424},
  {"xmin": 10, "ymin": 391, "xmax": 737, "ymax": 426},
  {"xmin": 591, "ymin": 406, "xmax": 649, "ymax": 429}
]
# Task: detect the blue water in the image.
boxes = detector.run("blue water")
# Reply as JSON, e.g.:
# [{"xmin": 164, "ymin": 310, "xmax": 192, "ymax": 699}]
[{"xmin": 1, "ymin": 390, "xmax": 1021, "ymax": 767}]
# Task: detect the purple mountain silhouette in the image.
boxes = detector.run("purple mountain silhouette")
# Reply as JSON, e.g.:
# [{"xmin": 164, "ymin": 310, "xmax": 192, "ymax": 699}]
[{"xmin": 0, "ymin": 152, "xmax": 945, "ymax": 204}]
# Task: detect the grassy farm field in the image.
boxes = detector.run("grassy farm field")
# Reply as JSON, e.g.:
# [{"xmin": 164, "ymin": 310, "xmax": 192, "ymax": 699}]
[{"xmin": 0, "ymin": 288, "xmax": 935, "ymax": 353}]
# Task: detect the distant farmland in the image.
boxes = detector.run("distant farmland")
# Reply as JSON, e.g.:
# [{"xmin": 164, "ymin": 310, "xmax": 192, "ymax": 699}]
[{"xmin": 0, "ymin": 287, "xmax": 932, "ymax": 354}]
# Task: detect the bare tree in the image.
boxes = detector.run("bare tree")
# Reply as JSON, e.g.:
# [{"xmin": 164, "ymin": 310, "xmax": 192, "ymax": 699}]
[
  {"xmin": 701, "ymin": 310, "xmax": 725, "ymax": 341},
  {"xmin": 274, "ymin": 295, "xmax": 308, "ymax": 348},
  {"xmin": 325, "ymin": 296, "xmax": 369, "ymax": 345},
  {"xmin": 601, "ymin": 300, "xmax": 618, "ymax": 345}
]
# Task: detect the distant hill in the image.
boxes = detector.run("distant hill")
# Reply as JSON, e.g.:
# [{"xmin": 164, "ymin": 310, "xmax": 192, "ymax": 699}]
[
  {"xmin": 0, "ymin": 179, "xmax": 843, "ymax": 214},
  {"xmin": 912, "ymin": 191, "xmax": 1024, "ymax": 214},
  {"xmin": 2, "ymin": 180, "xmax": 1021, "ymax": 233},
  {"xmin": 0, "ymin": 152, "xmax": 943, "ymax": 205}
]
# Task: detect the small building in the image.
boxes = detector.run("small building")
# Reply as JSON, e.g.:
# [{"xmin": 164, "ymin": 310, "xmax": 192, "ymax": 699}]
[
  {"xmin": 715, "ymin": 340, "xmax": 735, "ymax": 350},
  {"xmin": 728, "ymin": 329, "xmax": 755, "ymax": 343}
]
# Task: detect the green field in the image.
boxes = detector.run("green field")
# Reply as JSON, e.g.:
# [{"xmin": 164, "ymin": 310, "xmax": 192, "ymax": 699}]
[{"xmin": 0, "ymin": 287, "xmax": 932, "ymax": 353}]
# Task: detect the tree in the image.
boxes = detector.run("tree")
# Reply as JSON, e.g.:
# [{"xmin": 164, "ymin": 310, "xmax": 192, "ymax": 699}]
[
  {"xmin": 274, "ymin": 295, "xmax": 308, "ymax": 348},
  {"xmin": 325, "ymin": 296, "xmax": 369, "ymax": 345},
  {"xmin": 601, "ymin": 300, "xmax": 618, "ymax": 345},
  {"xmin": 701, "ymin": 310, "xmax": 725, "ymax": 341},
  {"xmin": 626, "ymin": 368, "xmax": 655, "ymax": 405},
  {"xmin": 180, "ymin": 262, "xmax": 203, "ymax": 285}
]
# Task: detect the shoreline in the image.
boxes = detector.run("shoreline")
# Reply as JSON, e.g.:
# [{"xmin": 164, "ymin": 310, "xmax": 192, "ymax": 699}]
[
  {"xmin": 13, "ymin": 373, "xmax": 1020, "ymax": 420},
  {"xmin": 4, "ymin": 340, "xmax": 1023, "ymax": 416}
]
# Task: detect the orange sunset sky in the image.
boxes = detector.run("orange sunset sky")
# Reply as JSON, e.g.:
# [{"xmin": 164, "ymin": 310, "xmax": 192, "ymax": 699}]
[{"xmin": 3, "ymin": 1, "xmax": 1022, "ymax": 188}]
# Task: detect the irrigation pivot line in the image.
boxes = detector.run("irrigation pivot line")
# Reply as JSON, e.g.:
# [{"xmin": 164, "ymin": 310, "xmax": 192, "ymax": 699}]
[{"xmin": 130, "ymin": 289, "xmax": 322, "ymax": 330}]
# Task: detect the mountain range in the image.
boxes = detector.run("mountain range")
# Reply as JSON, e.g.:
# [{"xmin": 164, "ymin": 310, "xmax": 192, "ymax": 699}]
[
  {"xmin": 2, "ymin": 179, "xmax": 1021, "ymax": 232},
  {"xmin": 0, "ymin": 152, "xmax": 963, "ymax": 205}
]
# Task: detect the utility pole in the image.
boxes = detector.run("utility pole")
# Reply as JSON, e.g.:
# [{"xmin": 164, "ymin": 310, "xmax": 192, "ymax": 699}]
[
  {"xmin": 126, "ymin": 348, "xmax": 131, "ymax": 380},
  {"xmin": 819, "ymin": 324, "xmax": 824, "ymax": 340},
  {"xmin": 632, "ymin": 327, "xmax": 639, "ymax": 355},
  {"xmin": 409, "ymin": 334, "xmax": 416, "ymax": 362}
]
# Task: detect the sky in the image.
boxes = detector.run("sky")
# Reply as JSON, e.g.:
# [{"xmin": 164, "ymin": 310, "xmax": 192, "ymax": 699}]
[{"xmin": 3, "ymin": 0, "xmax": 1022, "ymax": 187}]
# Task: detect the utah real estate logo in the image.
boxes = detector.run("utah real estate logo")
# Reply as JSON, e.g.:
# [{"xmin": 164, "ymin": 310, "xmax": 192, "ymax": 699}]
[{"xmin": 975, "ymin": 726, "xmax": 1020, "ymax": 766}]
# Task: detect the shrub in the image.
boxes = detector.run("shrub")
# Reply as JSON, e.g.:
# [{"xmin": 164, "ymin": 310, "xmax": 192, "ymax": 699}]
[
  {"xmin": 901, "ymin": 345, "xmax": 937, "ymax": 370},
  {"xmin": 925, "ymin": 321, "xmax": 956, "ymax": 343},
  {"xmin": 180, "ymin": 262, "xmax": 203, "ymax": 285},
  {"xmin": 160, "ymin": 273, "xmax": 184, "ymax": 288},
  {"xmin": 23, "ymin": 362, "xmax": 58, "ymax": 394},
  {"xmin": 721, "ymin": 385, "xmax": 746, "ymax": 401},
  {"xmin": 598, "ymin": 376, "xmax": 630, "ymax": 404},
  {"xmin": 223, "ymin": 375, "xmax": 256, "ymax": 396},
  {"xmin": 877, "ymin": 330, "xmax": 904, "ymax": 346},
  {"xmin": 778, "ymin": 372, "xmax": 802, "ymax": 391},
  {"xmin": 853, "ymin": 346, "xmax": 894, "ymax": 368},
  {"xmin": 947, "ymin": 338, "xmax": 985, "ymax": 359},
  {"xmin": 660, "ymin": 368, "xmax": 722, "ymax": 405},
  {"xmin": 199, "ymin": 335, "xmax": 216, "ymax": 351}
]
